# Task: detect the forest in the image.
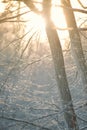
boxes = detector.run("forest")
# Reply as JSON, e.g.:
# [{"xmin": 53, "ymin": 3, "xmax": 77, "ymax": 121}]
[{"xmin": 0, "ymin": 0, "xmax": 87, "ymax": 130}]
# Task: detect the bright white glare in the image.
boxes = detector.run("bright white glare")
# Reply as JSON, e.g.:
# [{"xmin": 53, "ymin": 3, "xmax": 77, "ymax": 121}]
[
  {"xmin": 30, "ymin": 13, "xmax": 45, "ymax": 30},
  {"xmin": 0, "ymin": 2, "xmax": 5, "ymax": 13},
  {"xmin": 22, "ymin": 12, "xmax": 46, "ymax": 43},
  {"xmin": 24, "ymin": 13, "xmax": 45, "ymax": 33},
  {"xmin": 51, "ymin": 3, "xmax": 68, "ymax": 48},
  {"xmin": 21, "ymin": 1, "xmax": 68, "ymax": 48}
]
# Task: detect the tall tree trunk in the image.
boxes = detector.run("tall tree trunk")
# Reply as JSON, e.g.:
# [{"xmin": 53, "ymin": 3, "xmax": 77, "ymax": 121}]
[
  {"xmin": 60, "ymin": 0, "xmax": 87, "ymax": 92},
  {"xmin": 42, "ymin": 0, "xmax": 79, "ymax": 129}
]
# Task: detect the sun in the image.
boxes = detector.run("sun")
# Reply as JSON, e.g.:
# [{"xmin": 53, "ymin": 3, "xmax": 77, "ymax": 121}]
[
  {"xmin": 28, "ymin": 13, "xmax": 45, "ymax": 32},
  {"xmin": 22, "ymin": 1, "xmax": 68, "ymax": 47},
  {"xmin": 30, "ymin": 13, "xmax": 46, "ymax": 41},
  {"xmin": 22, "ymin": 12, "xmax": 46, "ymax": 42}
]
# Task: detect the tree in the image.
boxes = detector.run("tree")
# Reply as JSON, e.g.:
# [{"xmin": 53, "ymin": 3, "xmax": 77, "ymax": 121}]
[
  {"xmin": 60, "ymin": 0, "xmax": 87, "ymax": 92},
  {"xmin": 42, "ymin": 1, "xmax": 79, "ymax": 129}
]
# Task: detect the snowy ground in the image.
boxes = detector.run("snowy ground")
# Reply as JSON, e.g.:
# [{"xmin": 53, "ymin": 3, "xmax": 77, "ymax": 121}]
[{"xmin": 0, "ymin": 48, "xmax": 87, "ymax": 130}]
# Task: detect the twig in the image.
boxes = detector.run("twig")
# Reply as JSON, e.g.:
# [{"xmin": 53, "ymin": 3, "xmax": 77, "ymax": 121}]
[
  {"xmin": 0, "ymin": 116, "xmax": 50, "ymax": 130},
  {"xmin": 22, "ymin": 54, "xmax": 51, "ymax": 70},
  {"xmin": 0, "ymin": 11, "xmax": 30, "ymax": 23}
]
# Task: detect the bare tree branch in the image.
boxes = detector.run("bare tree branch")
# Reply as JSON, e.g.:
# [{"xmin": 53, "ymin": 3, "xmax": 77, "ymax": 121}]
[
  {"xmin": 22, "ymin": 54, "xmax": 51, "ymax": 71},
  {"xmin": 0, "ymin": 11, "xmax": 30, "ymax": 23},
  {"xmin": 0, "ymin": 116, "xmax": 50, "ymax": 130},
  {"xmin": 77, "ymin": 0, "xmax": 87, "ymax": 9},
  {"xmin": 0, "ymin": 30, "xmax": 30, "ymax": 52},
  {"xmin": 14, "ymin": 0, "xmax": 41, "ymax": 14}
]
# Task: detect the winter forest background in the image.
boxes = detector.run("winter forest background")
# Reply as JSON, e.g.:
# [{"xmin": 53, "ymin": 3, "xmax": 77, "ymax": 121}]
[{"xmin": 0, "ymin": 0, "xmax": 87, "ymax": 130}]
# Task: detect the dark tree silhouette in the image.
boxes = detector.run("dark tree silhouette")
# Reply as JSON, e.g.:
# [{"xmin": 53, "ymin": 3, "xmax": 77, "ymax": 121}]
[{"xmin": 60, "ymin": 0, "xmax": 87, "ymax": 92}]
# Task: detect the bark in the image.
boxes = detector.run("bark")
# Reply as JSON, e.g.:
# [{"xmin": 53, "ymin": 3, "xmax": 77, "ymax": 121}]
[
  {"xmin": 42, "ymin": 0, "xmax": 79, "ymax": 130},
  {"xmin": 60, "ymin": 0, "xmax": 87, "ymax": 92}
]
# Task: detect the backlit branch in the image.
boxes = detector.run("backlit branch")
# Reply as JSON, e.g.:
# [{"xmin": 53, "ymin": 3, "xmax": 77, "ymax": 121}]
[
  {"xmin": 77, "ymin": 0, "xmax": 87, "ymax": 9},
  {"xmin": 0, "ymin": 11, "xmax": 30, "ymax": 23},
  {"xmin": 14, "ymin": 0, "xmax": 41, "ymax": 14}
]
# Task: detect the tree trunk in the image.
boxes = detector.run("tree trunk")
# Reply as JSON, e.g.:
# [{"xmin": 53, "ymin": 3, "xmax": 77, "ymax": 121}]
[
  {"xmin": 60, "ymin": 0, "xmax": 87, "ymax": 92},
  {"xmin": 42, "ymin": 0, "xmax": 79, "ymax": 130}
]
